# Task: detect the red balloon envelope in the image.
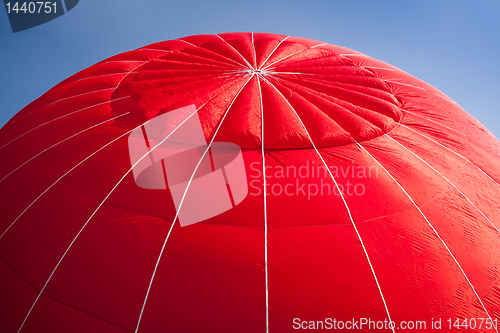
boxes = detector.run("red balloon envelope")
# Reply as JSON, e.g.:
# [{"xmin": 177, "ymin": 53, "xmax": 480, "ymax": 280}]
[{"xmin": 1, "ymin": 33, "xmax": 500, "ymax": 333}]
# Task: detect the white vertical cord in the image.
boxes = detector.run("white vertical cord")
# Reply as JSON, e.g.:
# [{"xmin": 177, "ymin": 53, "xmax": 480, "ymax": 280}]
[{"xmin": 256, "ymin": 75, "xmax": 270, "ymax": 333}]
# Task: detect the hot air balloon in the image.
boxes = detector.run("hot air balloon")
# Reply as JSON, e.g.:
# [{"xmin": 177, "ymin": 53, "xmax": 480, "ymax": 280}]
[{"xmin": 1, "ymin": 32, "xmax": 500, "ymax": 333}]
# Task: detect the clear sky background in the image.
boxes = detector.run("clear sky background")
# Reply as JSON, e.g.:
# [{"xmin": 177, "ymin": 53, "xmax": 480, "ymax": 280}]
[{"xmin": 1, "ymin": 0, "xmax": 499, "ymax": 136}]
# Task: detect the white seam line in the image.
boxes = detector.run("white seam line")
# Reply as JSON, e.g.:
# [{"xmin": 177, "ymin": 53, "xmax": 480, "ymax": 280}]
[
  {"xmin": 134, "ymin": 74, "xmax": 254, "ymax": 333},
  {"xmin": 0, "ymin": 118, "xmax": 146, "ymax": 240},
  {"xmin": 215, "ymin": 34, "xmax": 254, "ymax": 69},
  {"xmin": 263, "ymin": 43, "xmax": 327, "ymax": 69},
  {"xmin": 15, "ymin": 101, "xmax": 213, "ymax": 333},
  {"xmin": 261, "ymin": 49, "xmax": 303, "ymax": 71},
  {"xmin": 0, "ymin": 99, "xmax": 129, "ymax": 184},
  {"xmin": 400, "ymin": 124, "xmax": 500, "ymax": 188},
  {"xmin": 258, "ymin": 36, "xmax": 290, "ymax": 70},
  {"xmin": 154, "ymin": 54, "xmax": 241, "ymax": 70},
  {"xmin": 176, "ymin": 38, "xmax": 197, "ymax": 47},
  {"xmin": 356, "ymin": 142, "xmax": 497, "ymax": 331},
  {"xmin": 310, "ymin": 43, "xmax": 327, "ymax": 49},
  {"xmin": 177, "ymin": 38, "xmax": 246, "ymax": 69},
  {"xmin": 0, "ymin": 96, "xmax": 129, "ymax": 152},
  {"xmin": 77, "ymin": 55, "xmax": 162, "ymax": 90},
  {"xmin": 75, "ymin": 72, "xmax": 140, "ymax": 82},
  {"xmin": 213, "ymin": 72, "xmax": 252, "ymax": 79},
  {"xmin": 256, "ymin": 75, "xmax": 270, "ymax": 333},
  {"xmin": 261, "ymin": 41, "xmax": 325, "ymax": 70},
  {"xmin": 386, "ymin": 134, "xmax": 500, "ymax": 234},
  {"xmin": 36, "ymin": 87, "xmax": 115, "ymax": 110},
  {"xmin": 402, "ymin": 109, "xmax": 465, "ymax": 136},
  {"xmin": 260, "ymin": 75, "xmax": 395, "ymax": 332}
]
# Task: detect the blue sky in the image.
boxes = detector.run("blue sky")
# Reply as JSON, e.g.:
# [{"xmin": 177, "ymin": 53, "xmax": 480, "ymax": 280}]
[{"xmin": 1, "ymin": 0, "xmax": 499, "ymax": 136}]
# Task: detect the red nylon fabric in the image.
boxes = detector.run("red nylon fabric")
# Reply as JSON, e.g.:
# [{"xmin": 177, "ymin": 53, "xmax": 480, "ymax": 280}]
[{"xmin": 1, "ymin": 32, "xmax": 500, "ymax": 333}]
